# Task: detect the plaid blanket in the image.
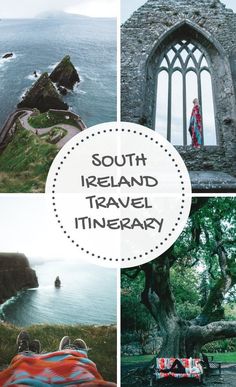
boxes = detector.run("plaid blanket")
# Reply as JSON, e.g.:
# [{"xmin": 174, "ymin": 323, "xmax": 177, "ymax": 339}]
[{"xmin": 0, "ymin": 349, "xmax": 116, "ymax": 386}]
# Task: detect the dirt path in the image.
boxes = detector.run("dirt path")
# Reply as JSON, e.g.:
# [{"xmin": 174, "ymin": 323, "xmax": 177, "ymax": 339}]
[{"xmin": 19, "ymin": 112, "xmax": 81, "ymax": 149}]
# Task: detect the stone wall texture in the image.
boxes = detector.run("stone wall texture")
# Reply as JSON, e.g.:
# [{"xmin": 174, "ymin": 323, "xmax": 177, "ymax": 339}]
[{"xmin": 121, "ymin": 0, "xmax": 236, "ymax": 177}]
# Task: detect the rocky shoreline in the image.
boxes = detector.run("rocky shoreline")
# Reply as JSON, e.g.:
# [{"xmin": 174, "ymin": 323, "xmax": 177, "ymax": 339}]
[{"xmin": 18, "ymin": 56, "xmax": 80, "ymax": 112}]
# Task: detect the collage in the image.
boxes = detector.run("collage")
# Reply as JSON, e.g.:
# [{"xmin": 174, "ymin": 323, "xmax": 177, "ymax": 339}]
[{"xmin": 0, "ymin": 0, "xmax": 236, "ymax": 386}]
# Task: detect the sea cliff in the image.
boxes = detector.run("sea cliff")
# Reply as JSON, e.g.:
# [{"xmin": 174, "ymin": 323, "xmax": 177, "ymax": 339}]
[
  {"xmin": 0, "ymin": 253, "xmax": 38, "ymax": 304},
  {"xmin": 17, "ymin": 73, "xmax": 68, "ymax": 112},
  {"xmin": 50, "ymin": 55, "xmax": 80, "ymax": 89}
]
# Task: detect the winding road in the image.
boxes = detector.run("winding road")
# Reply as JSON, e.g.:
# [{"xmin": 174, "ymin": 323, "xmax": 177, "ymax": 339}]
[
  {"xmin": 19, "ymin": 111, "xmax": 83, "ymax": 148},
  {"xmin": 0, "ymin": 109, "xmax": 85, "ymax": 149}
]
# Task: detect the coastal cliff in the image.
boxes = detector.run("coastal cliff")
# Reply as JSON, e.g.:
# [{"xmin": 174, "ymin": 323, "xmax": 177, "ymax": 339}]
[
  {"xmin": 50, "ymin": 55, "xmax": 80, "ymax": 89},
  {"xmin": 17, "ymin": 73, "xmax": 68, "ymax": 112},
  {"xmin": 0, "ymin": 253, "xmax": 38, "ymax": 304}
]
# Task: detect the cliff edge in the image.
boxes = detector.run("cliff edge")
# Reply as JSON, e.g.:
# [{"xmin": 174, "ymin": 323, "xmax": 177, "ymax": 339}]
[
  {"xmin": 0, "ymin": 253, "xmax": 38, "ymax": 304},
  {"xmin": 17, "ymin": 73, "xmax": 68, "ymax": 112},
  {"xmin": 50, "ymin": 55, "xmax": 80, "ymax": 89}
]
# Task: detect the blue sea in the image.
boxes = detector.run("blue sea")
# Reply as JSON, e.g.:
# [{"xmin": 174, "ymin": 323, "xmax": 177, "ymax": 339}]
[
  {"xmin": 0, "ymin": 15, "xmax": 116, "ymax": 128},
  {"xmin": 0, "ymin": 259, "xmax": 116, "ymax": 326}
]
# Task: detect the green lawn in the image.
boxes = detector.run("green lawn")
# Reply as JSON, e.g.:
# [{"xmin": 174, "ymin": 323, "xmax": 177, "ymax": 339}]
[
  {"xmin": 28, "ymin": 111, "xmax": 81, "ymax": 129},
  {"xmin": 206, "ymin": 352, "xmax": 236, "ymax": 362},
  {"xmin": 121, "ymin": 354, "xmax": 154, "ymax": 365},
  {"xmin": 0, "ymin": 124, "xmax": 58, "ymax": 192},
  {"xmin": 0, "ymin": 322, "xmax": 117, "ymax": 382},
  {"xmin": 122, "ymin": 352, "xmax": 236, "ymax": 365}
]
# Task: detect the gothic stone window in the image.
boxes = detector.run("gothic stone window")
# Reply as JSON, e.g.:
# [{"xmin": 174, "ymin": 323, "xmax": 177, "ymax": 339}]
[{"xmin": 155, "ymin": 40, "xmax": 217, "ymax": 146}]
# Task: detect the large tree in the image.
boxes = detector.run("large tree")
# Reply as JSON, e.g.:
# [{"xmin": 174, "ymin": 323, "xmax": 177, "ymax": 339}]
[{"xmin": 122, "ymin": 197, "xmax": 236, "ymax": 357}]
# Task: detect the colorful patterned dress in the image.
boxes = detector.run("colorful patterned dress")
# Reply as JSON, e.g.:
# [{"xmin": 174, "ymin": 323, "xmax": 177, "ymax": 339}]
[
  {"xmin": 189, "ymin": 104, "xmax": 203, "ymax": 148},
  {"xmin": 0, "ymin": 349, "xmax": 116, "ymax": 386}
]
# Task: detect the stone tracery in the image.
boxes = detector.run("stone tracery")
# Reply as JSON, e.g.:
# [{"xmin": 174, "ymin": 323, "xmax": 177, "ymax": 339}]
[
  {"xmin": 121, "ymin": 0, "xmax": 236, "ymax": 191},
  {"xmin": 155, "ymin": 39, "xmax": 216, "ymax": 146}
]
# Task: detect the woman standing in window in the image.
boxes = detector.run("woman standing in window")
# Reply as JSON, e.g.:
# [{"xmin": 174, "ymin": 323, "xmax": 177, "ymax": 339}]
[{"xmin": 189, "ymin": 98, "xmax": 203, "ymax": 148}]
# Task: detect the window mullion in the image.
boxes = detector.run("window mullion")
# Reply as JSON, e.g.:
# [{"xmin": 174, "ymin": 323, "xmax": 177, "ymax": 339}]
[
  {"xmin": 183, "ymin": 72, "xmax": 187, "ymax": 146},
  {"xmin": 197, "ymin": 69, "xmax": 204, "ymax": 146},
  {"xmin": 156, "ymin": 41, "xmax": 215, "ymax": 146},
  {"xmin": 167, "ymin": 71, "xmax": 172, "ymax": 142}
]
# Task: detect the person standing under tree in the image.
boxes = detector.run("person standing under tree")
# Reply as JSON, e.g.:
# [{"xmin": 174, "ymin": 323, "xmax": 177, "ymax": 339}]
[{"xmin": 189, "ymin": 98, "xmax": 203, "ymax": 148}]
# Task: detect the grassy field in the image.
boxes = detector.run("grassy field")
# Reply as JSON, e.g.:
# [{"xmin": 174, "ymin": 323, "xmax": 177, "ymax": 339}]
[
  {"xmin": 121, "ymin": 354, "xmax": 154, "ymax": 365},
  {"xmin": 206, "ymin": 352, "xmax": 236, "ymax": 362},
  {"xmin": 122, "ymin": 352, "xmax": 236, "ymax": 365},
  {"xmin": 0, "ymin": 322, "xmax": 117, "ymax": 382},
  {"xmin": 0, "ymin": 124, "xmax": 57, "ymax": 192},
  {"xmin": 121, "ymin": 355, "xmax": 155, "ymax": 366},
  {"xmin": 28, "ymin": 111, "xmax": 81, "ymax": 129}
]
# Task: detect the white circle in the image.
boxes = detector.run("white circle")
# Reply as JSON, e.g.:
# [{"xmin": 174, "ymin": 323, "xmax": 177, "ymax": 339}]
[{"xmin": 46, "ymin": 122, "xmax": 192, "ymax": 268}]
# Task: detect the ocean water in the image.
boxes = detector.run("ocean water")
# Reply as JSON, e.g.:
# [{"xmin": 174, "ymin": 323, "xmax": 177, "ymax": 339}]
[
  {"xmin": 0, "ymin": 259, "xmax": 116, "ymax": 326},
  {"xmin": 0, "ymin": 16, "xmax": 116, "ymax": 128}
]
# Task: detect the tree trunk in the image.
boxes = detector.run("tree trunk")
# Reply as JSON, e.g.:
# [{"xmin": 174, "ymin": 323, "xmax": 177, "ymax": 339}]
[
  {"xmin": 186, "ymin": 321, "xmax": 236, "ymax": 356},
  {"xmin": 141, "ymin": 259, "xmax": 190, "ymax": 357},
  {"xmin": 140, "ymin": 257, "xmax": 236, "ymax": 357},
  {"xmin": 158, "ymin": 318, "xmax": 189, "ymax": 357},
  {"xmin": 146, "ymin": 314, "xmax": 236, "ymax": 358},
  {"xmin": 131, "ymin": 197, "xmax": 236, "ymax": 358}
]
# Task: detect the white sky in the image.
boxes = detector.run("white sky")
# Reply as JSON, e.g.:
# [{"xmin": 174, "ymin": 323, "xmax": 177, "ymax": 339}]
[
  {"xmin": 1, "ymin": 0, "xmax": 234, "ymax": 20},
  {"xmin": 0, "ymin": 0, "xmax": 118, "ymax": 18},
  {"xmin": 0, "ymin": 194, "xmax": 96, "ymax": 263},
  {"xmin": 121, "ymin": 0, "xmax": 236, "ymax": 22}
]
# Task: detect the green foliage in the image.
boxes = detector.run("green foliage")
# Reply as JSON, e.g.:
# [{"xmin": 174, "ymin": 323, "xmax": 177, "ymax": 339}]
[
  {"xmin": 174, "ymin": 198, "xmax": 236, "ymax": 258},
  {"xmin": 170, "ymin": 266, "xmax": 201, "ymax": 319},
  {"xmin": 121, "ymin": 272, "xmax": 155, "ymax": 335},
  {"xmin": 203, "ymin": 338, "xmax": 236, "ymax": 353},
  {"xmin": 121, "ymin": 198, "xmax": 236, "ymax": 351},
  {"xmin": 28, "ymin": 111, "xmax": 80, "ymax": 129},
  {"xmin": 225, "ymin": 303, "xmax": 236, "ymax": 320},
  {"xmin": 172, "ymin": 197, "xmax": 236, "ymax": 319},
  {"xmin": 175, "ymin": 302, "xmax": 201, "ymax": 320},
  {"xmin": 0, "ymin": 322, "xmax": 116, "ymax": 382},
  {"xmin": 121, "ymin": 265, "xmax": 202, "ymax": 331},
  {"xmin": 0, "ymin": 125, "xmax": 57, "ymax": 192}
]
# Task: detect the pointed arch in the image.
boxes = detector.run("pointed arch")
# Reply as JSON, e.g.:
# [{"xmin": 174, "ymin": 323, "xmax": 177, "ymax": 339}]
[
  {"xmin": 144, "ymin": 20, "xmax": 228, "ymax": 147},
  {"xmin": 146, "ymin": 19, "xmax": 226, "ymax": 67},
  {"xmin": 155, "ymin": 40, "xmax": 215, "ymax": 145}
]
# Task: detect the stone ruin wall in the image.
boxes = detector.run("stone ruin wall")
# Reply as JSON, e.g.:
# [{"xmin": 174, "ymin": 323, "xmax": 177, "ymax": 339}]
[{"xmin": 121, "ymin": 0, "xmax": 236, "ymax": 176}]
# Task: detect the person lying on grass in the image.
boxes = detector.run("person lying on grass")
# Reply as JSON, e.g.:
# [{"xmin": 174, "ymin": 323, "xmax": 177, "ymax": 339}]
[{"xmin": 0, "ymin": 331, "xmax": 116, "ymax": 387}]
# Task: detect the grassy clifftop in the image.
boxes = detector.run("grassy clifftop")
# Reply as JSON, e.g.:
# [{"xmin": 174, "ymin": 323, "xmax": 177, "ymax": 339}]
[
  {"xmin": 0, "ymin": 253, "xmax": 38, "ymax": 304},
  {"xmin": 0, "ymin": 323, "xmax": 117, "ymax": 382},
  {"xmin": 0, "ymin": 124, "xmax": 57, "ymax": 192},
  {"xmin": 28, "ymin": 110, "xmax": 81, "ymax": 129}
]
